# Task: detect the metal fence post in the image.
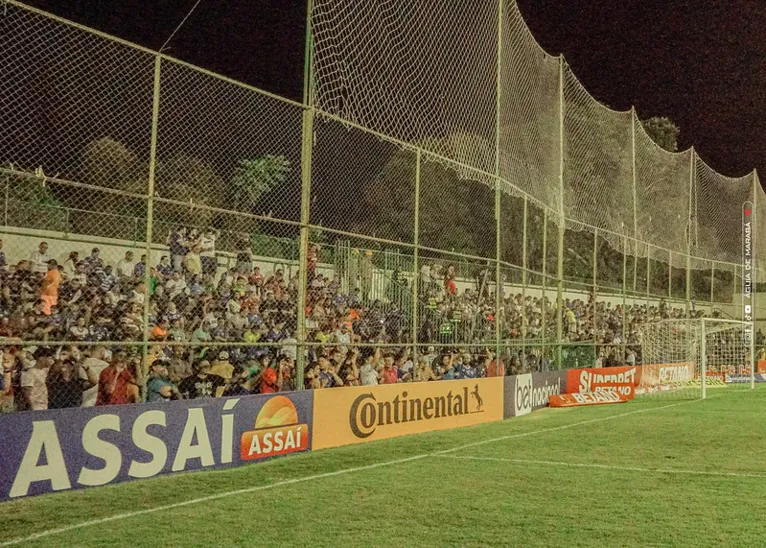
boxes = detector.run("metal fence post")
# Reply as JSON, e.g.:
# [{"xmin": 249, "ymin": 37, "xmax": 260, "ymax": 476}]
[
  {"xmin": 631, "ymin": 108, "xmax": 638, "ymax": 294},
  {"xmin": 686, "ymin": 150, "xmax": 694, "ymax": 319},
  {"xmin": 296, "ymin": 0, "xmax": 316, "ymax": 390},
  {"xmin": 494, "ymin": 0, "xmax": 504, "ymax": 370},
  {"xmin": 751, "ymin": 170, "xmax": 758, "ymax": 389},
  {"xmin": 141, "ymin": 54, "xmax": 162, "ymax": 401},
  {"xmin": 412, "ymin": 150, "xmax": 420, "ymax": 367},
  {"xmin": 557, "ymin": 55, "xmax": 565, "ymax": 368}
]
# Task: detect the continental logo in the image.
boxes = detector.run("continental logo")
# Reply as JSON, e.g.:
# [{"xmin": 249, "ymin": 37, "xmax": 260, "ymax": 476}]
[
  {"xmin": 240, "ymin": 396, "xmax": 309, "ymax": 460},
  {"xmin": 349, "ymin": 385, "xmax": 484, "ymax": 439}
]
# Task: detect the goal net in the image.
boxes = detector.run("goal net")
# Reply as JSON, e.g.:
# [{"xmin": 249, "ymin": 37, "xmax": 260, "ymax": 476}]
[{"xmin": 635, "ymin": 319, "xmax": 754, "ymax": 400}]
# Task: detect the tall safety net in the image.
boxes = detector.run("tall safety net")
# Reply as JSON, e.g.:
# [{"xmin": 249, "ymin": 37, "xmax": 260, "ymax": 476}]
[{"xmin": 637, "ymin": 319, "xmax": 752, "ymax": 400}]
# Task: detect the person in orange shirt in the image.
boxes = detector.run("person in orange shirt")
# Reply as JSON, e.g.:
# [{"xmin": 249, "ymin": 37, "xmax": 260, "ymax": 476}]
[{"xmin": 40, "ymin": 260, "xmax": 61, "ymax": 315}]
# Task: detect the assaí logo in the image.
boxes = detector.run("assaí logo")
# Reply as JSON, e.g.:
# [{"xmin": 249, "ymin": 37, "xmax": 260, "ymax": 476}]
[
  {"xmin": 348, "ymin": 385, "xmax": 484, "ymax": 439},
  {"xmin": 514, "ymin": 374, "xmax": 562, "ymax": 416},
  {"xmin": 240, "ymin": 396, "xmax": 309, "ymax": 460}
]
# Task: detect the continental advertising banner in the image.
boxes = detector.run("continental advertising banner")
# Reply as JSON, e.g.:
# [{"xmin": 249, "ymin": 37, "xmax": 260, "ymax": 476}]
[
  {"xmin": 312, "ymin": 378, "xmax": 504, "ymax": 450},
  {"xmin": 0, "ymin": 392, "xmax": 313, "ymax": 501},
  {"xmin": 503, "ymin": 372, "xmax": 567, "ymax": 419}
]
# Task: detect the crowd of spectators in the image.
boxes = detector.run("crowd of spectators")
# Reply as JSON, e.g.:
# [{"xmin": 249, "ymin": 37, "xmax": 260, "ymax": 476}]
[{"xmin": 0, "ymin": 232, "xmax": 755, "ymax": 412}]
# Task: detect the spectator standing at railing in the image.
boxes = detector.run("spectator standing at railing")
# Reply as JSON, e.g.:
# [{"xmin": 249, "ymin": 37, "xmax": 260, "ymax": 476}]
[
  {"xmin": 29, "ymin": 242, "xmax": 51, "ymax": 274},
  {"xmin": 168, "ymin": 228, "xmax": 188, "ymax": 272},
  {"xmin": 47, "ymin": 355, "xmax": 98, "ymax": 409},
  {"xmin": 40, "ymin": 260, "xmax": 61, "ymax": 315},
  {"xmin": 83, "ymin": 248, "xmax": 103, "ymax": 273},
  {"xmin": 200, "ymin": 228, "xmax": 218, "ymax": 276},
  {"xmin": 116, "ymin": 251, "xmax": 135, "ymax": 279}
]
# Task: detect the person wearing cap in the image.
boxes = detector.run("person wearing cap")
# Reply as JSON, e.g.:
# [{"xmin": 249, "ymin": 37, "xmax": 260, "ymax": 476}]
[
  {"xmin": 210, "ymin": 351, "xmax": 234, "ymax": 381},
  {"xmin": 178, "ymin": 360, "xmax": 226, "ymax": 399}
]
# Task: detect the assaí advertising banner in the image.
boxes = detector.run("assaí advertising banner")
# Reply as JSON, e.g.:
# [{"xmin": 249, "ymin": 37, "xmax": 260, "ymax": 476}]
[
  {"xmin": 0, "ymin": 392, "xmax": 313, "ymax": 501},
  {"xmin": 312, "ymin": 378, "xmax": 503, "ymax": 450},
  {"xmin": 503, "ymin": 372, "xmax": 566, "ymax": 419},
  {"xmin": 566, "ymin": 366, "xmax": 639, "ymax": 399}
]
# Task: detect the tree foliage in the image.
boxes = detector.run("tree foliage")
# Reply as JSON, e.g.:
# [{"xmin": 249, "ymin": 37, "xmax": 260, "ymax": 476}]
[{"xmin": 641, "ymin": 116, "xmax": 680, "ymax": 153}]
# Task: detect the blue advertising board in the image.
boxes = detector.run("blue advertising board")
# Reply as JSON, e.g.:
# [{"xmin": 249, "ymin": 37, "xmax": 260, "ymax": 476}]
[{"xmin": 0, "ymin": 391, "xmax": 313, "ymax": 501}]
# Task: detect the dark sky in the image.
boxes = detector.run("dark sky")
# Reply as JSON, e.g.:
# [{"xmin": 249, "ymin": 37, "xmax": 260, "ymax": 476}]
[{"xmin": 23, "ymin": 0, "xmax": 766, "ymax": 179}]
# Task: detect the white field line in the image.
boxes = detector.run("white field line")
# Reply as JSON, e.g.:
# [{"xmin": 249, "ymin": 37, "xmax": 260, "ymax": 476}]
[
  {"xmin": 437, "ymin": 454, "xmax": 766, "ymax": 480},
  {"xmin": 0, "ymin": 399, "xmax": 695, "ymax": 546}
]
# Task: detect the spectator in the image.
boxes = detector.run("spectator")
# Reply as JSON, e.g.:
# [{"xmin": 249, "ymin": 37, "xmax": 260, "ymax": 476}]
[
  {"xmin": 0, "ymin": 238, "xmax": 5, "ymax": 270},
  {"xmin": 179, "ymin": 360, "xmax": 226, "ymax": 399},
  {"xmin": 96, "ymin": 348, "xmax": 138, "ymax": 406},
  {"xmin": 168, "ymin": 228, "xmax": 188, "ymax": 272},
  {"xmin": 81, "ymin": 346, "xmax": 111, "ymax": 407},
  {"xmin": 29, "ymin": 241, "xmax": 51, "ymax": 274},
  {"xmin": 47, "ymin": 355, "xmax": 97, "ymax": 409},
  {"xmin": 116, "ymin": 251, "xmax": 136, "ymax": 279},
  {"xmin": 147, "ymin": 360, "xmax": 180, "ymax": 403},
  {"xmin": 20, "ymin": 347, "xmax": 54, "ymax": 411},
  {"xmin": 134, "ymin": 254, "xmax": 148, "ymax": 279},
  {"xmin": 40, "ymin": 260, "xmax": 61, "ymax": 315},
  {"xmin": 200, "ymin": 228, "xmax": 218, "ymax": 276}
]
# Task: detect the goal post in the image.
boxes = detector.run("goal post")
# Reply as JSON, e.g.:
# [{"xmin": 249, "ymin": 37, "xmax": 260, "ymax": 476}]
[{"xmin": 635, "ymin": 318, "xmax": 754, "ymax": 400}]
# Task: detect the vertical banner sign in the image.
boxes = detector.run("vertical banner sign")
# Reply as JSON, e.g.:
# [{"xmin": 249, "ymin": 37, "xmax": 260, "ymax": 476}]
[
  {"xmin": 0, "ymin": 392, "xmax": 313, "ymax": 501},
  {"xmin": 743, "ymin": 202, "xmax": 754, "ymax": 346}
]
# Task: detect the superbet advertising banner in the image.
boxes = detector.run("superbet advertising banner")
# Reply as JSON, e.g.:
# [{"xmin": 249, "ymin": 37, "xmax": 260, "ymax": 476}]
[
  {"xmin": 0, "ymin": 392, "xmax": 313, "ymax": 501},
  {"xmin": 503, "ymin": 372, "xmax": 566, "ymax": 419},
  {"xmin": 566, "ymin": 366, "xmax": 639, "ymax": 399}
]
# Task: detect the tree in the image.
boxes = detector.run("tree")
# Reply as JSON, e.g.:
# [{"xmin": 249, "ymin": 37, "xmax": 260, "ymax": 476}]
[
  {"xmin": 641, "ymin": 116, "xmax": 680, "ymax": 153},
  {"xmin": 230, "ymin": 155, "xmax": 291, "ymax": 214}
]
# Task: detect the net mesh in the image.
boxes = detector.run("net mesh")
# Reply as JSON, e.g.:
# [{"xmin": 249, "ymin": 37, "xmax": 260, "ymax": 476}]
[
  {"xmin": 0, "ymin": 0, "xmax": 764, "ymax": 414},
  {"xmin": 637, "ymin": 319, "xmax": 751, "ymax": 400}
]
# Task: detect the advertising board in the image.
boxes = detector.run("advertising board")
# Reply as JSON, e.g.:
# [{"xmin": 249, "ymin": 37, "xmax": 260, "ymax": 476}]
[
  {"xmin": 312, "ymin": 378, "xmax": 503, "ymax": 450},
  {"xmin": 0, "ymin": 392, "xmax": 313, "ymax": 501}
]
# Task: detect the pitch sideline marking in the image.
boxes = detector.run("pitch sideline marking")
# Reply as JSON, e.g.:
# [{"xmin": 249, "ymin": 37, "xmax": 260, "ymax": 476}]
[
  {"xmin": 0, "ymin": 399, "xmax": 696, "ymax": 546},
  {"xmin": 437, "ymin": 454, "xmax": 766, "ymax": 480}
]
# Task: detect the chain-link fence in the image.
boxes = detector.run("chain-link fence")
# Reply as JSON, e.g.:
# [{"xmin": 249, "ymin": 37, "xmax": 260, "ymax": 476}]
[{"xmin": 1, "ymin": 0, "xmax": 763, "ymax": 413}]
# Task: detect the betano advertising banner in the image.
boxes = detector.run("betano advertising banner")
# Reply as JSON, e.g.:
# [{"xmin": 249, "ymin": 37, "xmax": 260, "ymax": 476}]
[
  {"xmin": 0, "ymin": 391, "xmax": 313, "ymax": 501},
  {"xmin": 637, "ymin": 362, "xmax": 695, "ymax": 394},
  {"xmin": 503, "ymin": 372, "xmax": 566, "ymax": 419},
  {"xmin": 312, "ymin": 377, "xmax": 503, "ymax": 450}
]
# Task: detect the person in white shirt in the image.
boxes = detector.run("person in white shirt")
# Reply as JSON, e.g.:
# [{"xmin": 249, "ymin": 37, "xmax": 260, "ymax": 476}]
[
  {"xmin": 80, "ymin": 346, "xmax": 111, "ymax": 407},
  {"xmin": 116, "ymin": 251, "xmax": 136, "ymax": 279},
  {"xmin": 29, "ymin": 242, "xmax": 51, "ymax": 274}
]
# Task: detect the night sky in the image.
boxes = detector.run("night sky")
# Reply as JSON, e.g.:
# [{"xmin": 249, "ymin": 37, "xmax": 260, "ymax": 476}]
[{"xmin": 22, "ymin": 0, "xmax": 766, "ymax": 179}]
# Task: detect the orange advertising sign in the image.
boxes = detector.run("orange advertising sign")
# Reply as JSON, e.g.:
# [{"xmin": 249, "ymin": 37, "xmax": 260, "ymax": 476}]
[
  {"xmin": 566, "ymin": 366, "xmax": 638, "ymax": 399},
  {"xmin": 240, "ymin": 396, "xmax": 309, "ymax": 460},
  {"xmin": 312, "ymin": 378, "xmax": 503, "ymax": 450},
  {"xmin": 637, "ymin": 362, "xmax": 695, "ymax": 395},
  {"xmin": 549, "ymin": 391, "xmax": 628, "ymax": 407}
]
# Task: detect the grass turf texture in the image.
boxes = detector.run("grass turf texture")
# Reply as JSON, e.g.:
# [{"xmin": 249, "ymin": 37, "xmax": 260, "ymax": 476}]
[{"xmin": 2, "ymin": 387, "xmax": 765, "ymax": 547}]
